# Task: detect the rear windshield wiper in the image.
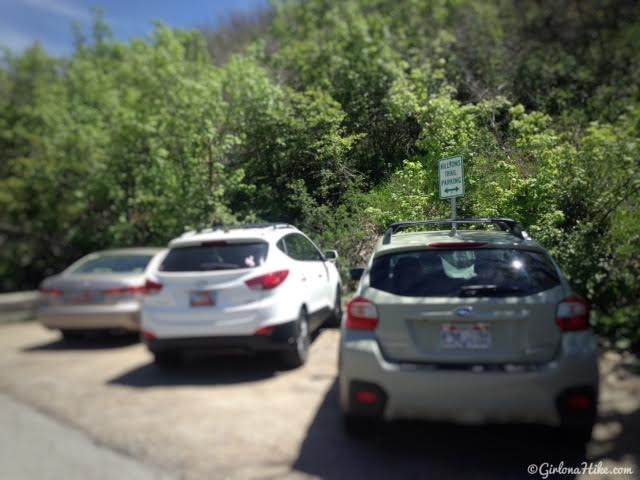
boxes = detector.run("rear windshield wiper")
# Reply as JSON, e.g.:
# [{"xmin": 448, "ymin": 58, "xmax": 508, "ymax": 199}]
[
  {"xmin": 458, "ymin": 284, "xmax": 524, "ymax": 297},
  {"xmin": 198, "ymin": 263, "xmax": 242, "ymax": 271}
]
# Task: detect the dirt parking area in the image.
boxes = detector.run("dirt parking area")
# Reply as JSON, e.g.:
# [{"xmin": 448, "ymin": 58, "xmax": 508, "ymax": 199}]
[{"xmin": 0, "ymin": 322, "xmax": 638, "ymax": 479}]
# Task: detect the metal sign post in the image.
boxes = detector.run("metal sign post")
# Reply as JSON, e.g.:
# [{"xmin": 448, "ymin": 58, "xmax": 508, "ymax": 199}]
[
  {"xmin": 438, "ymin": 156, "xmax": 464, "ymax": 234},
  {"xmin": 451, "ymin": 197, "xmax": 457, "ymax": 235}
]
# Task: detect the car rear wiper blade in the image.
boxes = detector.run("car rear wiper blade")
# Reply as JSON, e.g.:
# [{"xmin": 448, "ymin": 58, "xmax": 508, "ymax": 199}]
[
  {"xmin": 198, "ymin": 263, "xmax": 242, "ymax": 271},
  {"xmin": 458, "ymin": 284, "xmax": 524, "ymax": 297}
]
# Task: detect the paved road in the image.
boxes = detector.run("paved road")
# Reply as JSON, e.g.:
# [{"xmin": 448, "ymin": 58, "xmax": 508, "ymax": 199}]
[
  {"xmin": 0, "ymin": 393, "xmax": 170, "ymax": 480},
  {"xmin": 0, "ymin": 323, "xmax": 638, "ymax": 479}
]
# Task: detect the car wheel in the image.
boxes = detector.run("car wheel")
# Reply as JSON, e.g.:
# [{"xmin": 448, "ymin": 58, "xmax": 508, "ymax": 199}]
[
  {"xmin": 153, "ymin": 350, "xmax": 182, "ymax": 368},
  {"xmin": 61, "ymin": 330, "xmax": 83, "ymax": 341},
  {"xmin": 325, "ymin": 287, "xmax": 342, "ymax": 328},
  {"xmin": 281, "ymin": 308, "xmax": 310, "ymax": 369},
  {"xmin": 342, "ymin": 413, "xmax": 377, "ymax": 436},
  {"xmin": 559, "ymin": 422, "xmax": 594, "ymax": 445}
]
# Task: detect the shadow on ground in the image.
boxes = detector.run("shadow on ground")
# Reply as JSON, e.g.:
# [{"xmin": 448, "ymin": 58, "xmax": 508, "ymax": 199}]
[
  {"xmin": 590, "ymin": 408, "xmax": 640, "ymax": 468},
  {"xmin": 588, "ymin": 355, "xmax": 640, "ymax": 468},
  {"xmin": 22, "ymin": 333, "xmax": 139, "ymax": 352},
  {"xmin": 108, "ymin": 352, "xmax": 283, "ymax": 387},
  {"xmin": 108, "ymin": 329, "xmax": 326, "ymax": 387},
  {"xmin": 292, "ymin": 379, "xmax": 640, "ymax": 480}
]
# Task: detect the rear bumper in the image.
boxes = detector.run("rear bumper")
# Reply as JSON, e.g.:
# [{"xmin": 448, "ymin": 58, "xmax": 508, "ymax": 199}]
[
  {"xmin": 339, "ymin": 331, "xmax": 599, "ymax": 426},
  {"xmin": 142, "ymin": 294, "xmax": 301, "ymax": 338},
  {"xmin": 143, "ymin": 319, "xmax": 298, "ymax": 354},
  {"xmin": 37, "ymin": 303, "xmax": 140, "ymax": 331}
]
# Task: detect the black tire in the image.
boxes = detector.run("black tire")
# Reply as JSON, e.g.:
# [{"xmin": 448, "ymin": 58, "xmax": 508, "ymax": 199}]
[
  {"xmin": 343, "ymin": 413, "xmax": 377, "ymax": 436},
  {"xmin": 153, "ymin": 350, "xmax": 182, "ymax": 368},
  {"xmin": 281, "ymin": 308, "xmax": 310, "ymax": 369},
  {"xmin": 324, "ymin": 287, "xmax": 342, "ymax": 328},
  {"xmin": 61, "ymin": 330, "xmax": 83, "ymax": 341},
  {"xmin": 559, "ymin": 422, "xmax": 594, "ymax": 445}
]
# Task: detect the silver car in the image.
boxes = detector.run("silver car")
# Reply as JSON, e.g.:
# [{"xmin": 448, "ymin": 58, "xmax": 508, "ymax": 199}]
[
  {"xmin": 37, "ymin": 248, "xmax": 163, "ymax": 339},
  {"xmin": 340, "ymin": 219, "xmax": 599, "ymax": 442}
]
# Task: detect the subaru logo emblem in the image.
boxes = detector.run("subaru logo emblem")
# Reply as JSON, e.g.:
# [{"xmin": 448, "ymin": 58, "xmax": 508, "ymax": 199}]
[{"xmin": 455, "ymin": 307, "xmax": 474, "ymax": 317}]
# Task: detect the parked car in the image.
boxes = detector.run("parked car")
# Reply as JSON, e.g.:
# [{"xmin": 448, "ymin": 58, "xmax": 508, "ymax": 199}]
[
  {"xmin": 37, "ymin": 248, "xmax": 164, "ymax": 339},
  {"xmin": 339, "ymin": 218, "xmax": 599, "ymax": 442},
  {"xmin": 141, "ymin": 223, "xmax": 342, "ymax": 368}
]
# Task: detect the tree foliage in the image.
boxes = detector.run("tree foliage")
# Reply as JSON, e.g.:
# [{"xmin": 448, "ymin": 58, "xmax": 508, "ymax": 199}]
[{"xmin": 1, "ymin": 0, "xmax": 638, "ymax": 346}]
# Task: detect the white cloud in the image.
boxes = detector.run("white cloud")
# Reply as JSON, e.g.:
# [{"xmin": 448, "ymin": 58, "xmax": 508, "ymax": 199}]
[
  {"xmin": 0, "ymin": 28, "xmax": 35, "ymax": 52},
  {"xmin": 18, "ymin": 0, "xmax": 91, "ymax": 23},
  {"xmin": 0, "ymin": 25, "xmax": 70, "ymax": 55}
]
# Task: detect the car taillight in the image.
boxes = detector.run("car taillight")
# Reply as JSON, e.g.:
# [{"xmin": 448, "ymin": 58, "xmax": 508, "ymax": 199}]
[
  {"xmin": 565, "ymin": 393, "xmax": 593, "ymax": 410},
  {"xmin": 143, "ymin": 279, "xmax": 163, "ymax": 295},
  {"xmin": 245, "ymin": 270, "xmax": 289, "ymax": 290},
  {"xmin": 346, "ymin": 297, "xmax": 379, "ymax": 331},
  {"xmin": 556, "ymin": 296, "xmax": 591, "ymax": 331},
  {"xmin": 102, "ymin": 285, "xmax": 147, "ymax": 296},
  {"xmin": 254, "ymin": 326, "xmax": 275, "ymax": 336},
  {"xmin": 39, "ymin": 287, "xmax": 63, "ymax": 297},
  {"xmin": 141, "ymin": 329, "xmax": 157, "ymax": 341},
  {"xmin": 354, "ymin": 390, "xmax": 379, "ymax": 404}
]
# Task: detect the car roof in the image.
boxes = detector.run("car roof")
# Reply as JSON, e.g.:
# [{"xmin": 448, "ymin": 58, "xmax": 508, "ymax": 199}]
[
  {"xmin": 86, "ymin": 247, "xmax": 164, "ymax": 256},
  {"xmin": 170, "ymin": 224, "xmax": 300, "ymax": 248},
  {"xmin": 374, "ymin": 229, "xmax": 545, "ymax": 255}
]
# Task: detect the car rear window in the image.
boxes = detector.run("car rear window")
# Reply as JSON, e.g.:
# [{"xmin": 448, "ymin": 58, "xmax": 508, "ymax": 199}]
[
  {"xmin": 71, "ymin": 255, "xmax": 154, "ymax": 274},
  {"xmin": 370, "ymin": 249, "xmax": 561, "ymax": 297},
  {"xmin": 160, "ymin": 242, "xmax": 268, "ymax": 272}
]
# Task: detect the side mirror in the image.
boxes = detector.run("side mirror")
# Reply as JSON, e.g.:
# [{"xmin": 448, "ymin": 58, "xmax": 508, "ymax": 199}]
[
  {"xmin": 350, "ymin": 267, "xmax": 365, "ymax": 281},
  {"xmin": 324, "ymin": 250, "xmax": 339, "ymax": 262}
]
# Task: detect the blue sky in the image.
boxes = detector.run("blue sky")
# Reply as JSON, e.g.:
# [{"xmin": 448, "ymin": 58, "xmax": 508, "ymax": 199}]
[{"xmin": 0, "ymin": 0, "xmax": 268, "ymax": 56}]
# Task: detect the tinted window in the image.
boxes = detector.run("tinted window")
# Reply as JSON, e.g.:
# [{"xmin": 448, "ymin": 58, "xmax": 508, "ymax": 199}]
[
  {"xmin": 370, "ymin": 249, "xmax": 560, "ymax": 297},
  {"xmin": 284, "ymin": 234, "xmax": 323, "ymax": 261},
  {"xmin": 160, "ymin": 242, "xmax": 268, "ymax": 272},
  {"xmin": 72, "ymin": 255, "xmax": 153, "ymax": 274}
]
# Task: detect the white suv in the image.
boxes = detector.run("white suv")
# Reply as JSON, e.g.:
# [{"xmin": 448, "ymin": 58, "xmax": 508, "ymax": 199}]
[{"xmin": 141, "ymin": 223, "xmax": 342, "ymax": 368}]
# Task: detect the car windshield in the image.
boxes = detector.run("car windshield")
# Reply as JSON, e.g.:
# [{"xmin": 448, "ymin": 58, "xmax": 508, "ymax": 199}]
[
  {"xmin": 370, "ymin": 248, "xmax": 560, "ymax": 297},
  {"xmin": 160, "ymin": 242, "xmax": 269, "ymax": 272},
  {"xmin": 71, "ymin": 255, "xmax": 154, "ymax": 274}
]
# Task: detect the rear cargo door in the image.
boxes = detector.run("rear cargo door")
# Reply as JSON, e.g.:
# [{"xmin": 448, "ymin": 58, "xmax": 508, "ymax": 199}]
[
  {"xmin": 149, "ymin": 240, "xmax": 269, "ymax": 325},
  {"xmin": 368, "ymin": 247, "xmax": 566, "ymax": 364}
]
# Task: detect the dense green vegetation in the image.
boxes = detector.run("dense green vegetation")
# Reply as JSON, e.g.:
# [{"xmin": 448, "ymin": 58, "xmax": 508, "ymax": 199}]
[{"xmin": 1, "ymin": 1, "xmax": 638, "ymax": 347}]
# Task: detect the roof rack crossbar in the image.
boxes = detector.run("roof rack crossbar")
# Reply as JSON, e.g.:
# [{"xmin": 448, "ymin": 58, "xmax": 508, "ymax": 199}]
[
  {"xmin": 381, "ymin": 218, "xmax": 528, "ymax": 244},
  {"xmin": 196, "ymin": 223, "xmax": 294, "ymax": 234}
]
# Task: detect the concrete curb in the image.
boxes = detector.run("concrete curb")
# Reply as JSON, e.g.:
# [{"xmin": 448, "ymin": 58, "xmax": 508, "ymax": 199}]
[{"xmin": 0, "ymin": 291, "xmax": 38, "ymax": 313}]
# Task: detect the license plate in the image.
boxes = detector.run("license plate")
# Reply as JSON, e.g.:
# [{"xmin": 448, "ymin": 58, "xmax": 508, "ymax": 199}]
[
  {"xmin": 440, "ymin": 323, "xmax": 492, "ymax": 349},
  {"xmin": 190, "ymin": 291, "xmax": 216, "ymax": 307},
  {"xmin": 69, "ymin": 291, "xmax": 93, "ymax": 305}
]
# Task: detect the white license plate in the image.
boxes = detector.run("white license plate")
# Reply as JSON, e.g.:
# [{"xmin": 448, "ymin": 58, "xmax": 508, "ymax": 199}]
[
  {"xmin": 440, "ymin": 323, "xmax": 492, "ymax": 349},
  {"xmin": 69, "ymin": 291, "xmax": 94, "ymax": 305},
  {"xmin": 190, "ymin": 291, "xmax": 216, "ymax": 307}
]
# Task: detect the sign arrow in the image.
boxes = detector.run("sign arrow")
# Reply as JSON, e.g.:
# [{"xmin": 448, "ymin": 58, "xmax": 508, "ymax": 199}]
[{"xmin": 444, "ymin": 187, "xmax": 459, "ymax": 193}]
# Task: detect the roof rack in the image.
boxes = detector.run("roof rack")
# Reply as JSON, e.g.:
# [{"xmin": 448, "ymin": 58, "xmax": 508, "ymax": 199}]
[
  {"xmin": 381, "ymin": 218, "xmax": 529, "ymax": 245},
  {"xmin": 208, "ymin": 222, "xmax": 295, "ymax": 232}
]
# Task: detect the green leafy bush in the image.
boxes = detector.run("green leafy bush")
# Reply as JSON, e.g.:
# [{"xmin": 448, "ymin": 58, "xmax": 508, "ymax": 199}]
[{"xmin": 0, "ymin": 1, "xmax": 638, "ymax": 347}]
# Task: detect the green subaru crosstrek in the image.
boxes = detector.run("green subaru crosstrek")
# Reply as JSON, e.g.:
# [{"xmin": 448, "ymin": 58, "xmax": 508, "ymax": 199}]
[{"xmin": 339, "ymin": 218, "xmax": 599, "ymax": 442}]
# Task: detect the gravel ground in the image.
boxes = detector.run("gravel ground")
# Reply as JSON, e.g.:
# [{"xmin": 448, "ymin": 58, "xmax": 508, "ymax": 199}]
[{"xmin": 0, "ymin": 322, "xmax": 638, "ymax": 480}]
